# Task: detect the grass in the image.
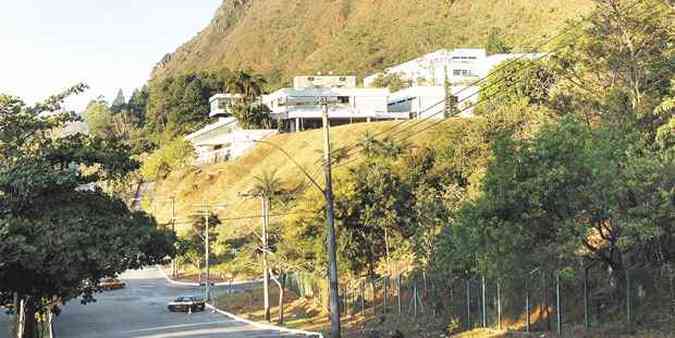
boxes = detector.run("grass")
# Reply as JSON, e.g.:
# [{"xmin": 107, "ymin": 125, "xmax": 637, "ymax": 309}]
[
  {"xmin": 152, "ymin": 0, "xmax": 595, "ymax": 88},
  {"xmin": 147, "ymin": 121, "xmax": 439, "ymax": 234}
]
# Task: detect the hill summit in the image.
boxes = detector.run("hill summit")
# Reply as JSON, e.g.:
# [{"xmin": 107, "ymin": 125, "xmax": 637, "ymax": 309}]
[{"xmin": 150, "ymin": 0, "xmax": 593, "ymax": 87}]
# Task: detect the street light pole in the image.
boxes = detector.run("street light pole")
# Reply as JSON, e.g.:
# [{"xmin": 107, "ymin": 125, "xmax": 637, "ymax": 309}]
[{"xmin": 321, "ymin": 97, "xmax": 341, "ymax": 338}]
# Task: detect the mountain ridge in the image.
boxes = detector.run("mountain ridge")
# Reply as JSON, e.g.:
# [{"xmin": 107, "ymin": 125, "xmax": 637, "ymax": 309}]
[{"xmin": 151, "ymin": 0, "xmax": 594, "ymax": 88}]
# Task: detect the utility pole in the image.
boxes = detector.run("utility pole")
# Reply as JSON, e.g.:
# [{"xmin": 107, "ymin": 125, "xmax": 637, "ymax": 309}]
[
  {"xmin": 171, "ymin": 197, "xmax": 177, "ymax": 278},
  {"xmin": 321, "ymin": 97, "xmax": 341, "ymax": 338},
  {"xmin": 192, "ymin": 200, "xmax": 226, "ymax": 303}
]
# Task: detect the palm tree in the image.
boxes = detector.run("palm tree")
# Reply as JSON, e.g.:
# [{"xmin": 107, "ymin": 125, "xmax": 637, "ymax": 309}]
[
  {"xmin": 249, "ymin": 169, "xmax": 288, "ymax": 322},
  {"xmin": 226, "ymin": 70, "xmax": 267, "ymax": 104}
]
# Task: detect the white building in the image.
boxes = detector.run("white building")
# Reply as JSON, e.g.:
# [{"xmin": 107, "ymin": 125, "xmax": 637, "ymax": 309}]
[
  {"xmin": 263, "ymin": 76, "xmax": 409, "ymax": 132},
  {"xmin": 363, "ymin": 48, "xmax": 542, "ymax": 88},
  {"xmin": 186, "ymin": 94, "xmax": 276, "ymax": 166},
  {"xmin": 387, "ymin": 85, "xmax": 480, "ymax": 119}
]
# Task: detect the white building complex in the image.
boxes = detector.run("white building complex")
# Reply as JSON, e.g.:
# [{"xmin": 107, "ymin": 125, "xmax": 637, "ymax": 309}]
[
  {"xmin": 185, "ymin": 94, "xmax": 276, "ymax": 166},
  {"xmin": 186, "ymin": 48, "xmax": 543, "ymax": 166},
  {"xmin": 364, "ymin": 48, "xmax": 543, "ymax": 117},
  {"xmin": 364, "ymin": 48, "xmax": 542, "ymax": 88},
  {"xmin": 262, "ymin": 75, "xmax": 409, "ymax": 132}
]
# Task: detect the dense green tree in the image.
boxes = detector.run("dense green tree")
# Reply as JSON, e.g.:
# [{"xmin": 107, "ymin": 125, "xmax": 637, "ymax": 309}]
[
  {"xmin": 145, "ymin": 72, "xmax": 228, "ymax": 143},
  {"xmin": 127, "ymin": 86, "xmax": 149, "ymax": 126},
  {"xmin": 110, "ymin": 89, "xmax": 126, "ymax": 113},
  {"xmin": 226, "ymin": 70, "xmax": 267, "ymax": 103},
  {"xmin": 82, "ymin": 98, "xmax": 114, "ymax": 137},
  {"xmin": 0, "ymin": 87, "xmax": 175, "ymax": 338}
]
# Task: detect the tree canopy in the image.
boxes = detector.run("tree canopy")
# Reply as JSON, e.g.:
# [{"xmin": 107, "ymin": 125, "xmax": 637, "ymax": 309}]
[{"xmin": 0, "ymin": 86, "xmax": 175, "ymax": 338}]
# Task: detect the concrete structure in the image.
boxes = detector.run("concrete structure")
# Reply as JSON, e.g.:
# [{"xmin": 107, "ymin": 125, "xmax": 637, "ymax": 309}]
[
  {"xmin": 263, "ymin": 86, "xmax": 409, "ymax": 132},
  {"xmin": 185, "ymin": 117, "xmax": 276, "ymax": 166},
  {"xmin": 363, "ymin": 48, "xmax": 542, "ymax": 88},
  {"xmin": 388, "ymin": 85, "xmax": 480, "ymax": 119},
  {"xmin": 209, "ymin": 93, "xmax": 246, "ymax": 117}
]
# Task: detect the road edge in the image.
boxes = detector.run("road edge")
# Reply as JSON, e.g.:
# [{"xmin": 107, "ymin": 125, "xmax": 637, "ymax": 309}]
[
  {"xmin": 154, "ymin": 265, "xmax": 262, "ymax": 287},
  {"xmin": 156, "ymin": 265, "xmax": 324, "ymax": 338}
]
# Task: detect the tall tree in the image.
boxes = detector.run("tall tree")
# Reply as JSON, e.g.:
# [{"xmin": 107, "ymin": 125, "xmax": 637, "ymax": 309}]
[
  {"xmin": 110, "ymin": 89, "xmax": 126, "ymax": 114},
  {"xmin": 0, "ymin": 86, "xmax": 175, "ymax": 338}
]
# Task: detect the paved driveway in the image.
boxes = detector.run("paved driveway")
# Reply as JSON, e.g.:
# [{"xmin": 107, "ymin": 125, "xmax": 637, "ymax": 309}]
[{"xmin": 0, "ymin": 267, "xmax": 309, "ymax": 338}]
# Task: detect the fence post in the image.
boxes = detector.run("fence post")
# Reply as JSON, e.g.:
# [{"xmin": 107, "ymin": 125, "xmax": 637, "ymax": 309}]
[
  {"xmin": 497, "ymin": 281, "xmax": 502, "ymax": 330},
  {"xmin": 361, "ymin": 281, "xmax": 365, "ymax": 315},
  {"xmin": 526, "ymin": 277, "xmax": 530, "ymax": 333},
  {"xmin": 370, "ymin": 279, "xmax": 376, "ymax": 316},
  {"xmin": 481, "ymin": 275, "xmax": 486, "ymax": 328},
  {"xmin": 413, "ymin": 279, "xmax": 418, "ymax": 318},
  {"xmin": 384, "ymin": 276, "xmax": 388, "ymax": 315},
  {"xmin": 626, "ymin": 268, "xmax": 631, "ymax": 327},
  {"xmin": 556, "ymin": 272, "xmax": 561, "ymax": 336},
  {"xmin": 466, "ymin": 279, "xmax": 471, "ymax": 329},
  {"xmin": 397, "ymin": 275, "xmax": 402, "ymax": 316},
  {"xmin": 584, "ymin": 267, "xmax": 590, "ymax": 329}
]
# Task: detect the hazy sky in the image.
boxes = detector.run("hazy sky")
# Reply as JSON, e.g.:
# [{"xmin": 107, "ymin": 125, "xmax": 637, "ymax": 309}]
[{"xmin": 0, "ymin": 1, "xmax": 221, "ymax": 112}]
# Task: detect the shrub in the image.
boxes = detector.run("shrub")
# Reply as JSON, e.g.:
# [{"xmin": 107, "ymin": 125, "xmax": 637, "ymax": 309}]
[{"xmin": 141, "ymin": 138, "xmax": 195, "ymax": 180}]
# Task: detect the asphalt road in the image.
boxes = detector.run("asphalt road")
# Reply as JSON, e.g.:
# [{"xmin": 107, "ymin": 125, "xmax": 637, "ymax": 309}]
[{"xmin": 0, "ymin": 267, "xmax": 310, "ymax": 338}]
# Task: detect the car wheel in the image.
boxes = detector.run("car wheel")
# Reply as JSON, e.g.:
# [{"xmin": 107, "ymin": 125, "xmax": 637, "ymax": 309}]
[
  {"xmin": 200, "ymin": 304, "xmax": 205, "ymax": 311},
  {"xmin": 168, "ymin": 306, "xmax": 175, "ymax": 312}
]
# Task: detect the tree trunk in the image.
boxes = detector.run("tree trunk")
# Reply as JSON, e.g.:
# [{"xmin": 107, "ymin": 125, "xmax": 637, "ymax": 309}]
[
  {"xmin": 278, "ymin": 274, "xmax": 286, "ymax": 325},
  {"xmin": 18, "ymin": 299, "xmax": 38, "ymax": 338}
]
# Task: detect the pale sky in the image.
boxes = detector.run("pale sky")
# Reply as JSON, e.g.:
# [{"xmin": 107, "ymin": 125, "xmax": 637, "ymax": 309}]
[{"xmin": 0, "ymin": 1, "xmax": 221, "ymax": 112}]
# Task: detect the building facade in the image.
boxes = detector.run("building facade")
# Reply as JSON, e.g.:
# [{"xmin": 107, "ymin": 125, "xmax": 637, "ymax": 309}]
[
  {"xmin": 263, "ymin": 76, "xmax": 409, "ymax": 132},
  {"xmin": 387, "ymin": 85, "xmax": 480, "ymax": 119},
  {"xmin": 363, "ymin": 48, "xmax": 542, "ymax": 88}
]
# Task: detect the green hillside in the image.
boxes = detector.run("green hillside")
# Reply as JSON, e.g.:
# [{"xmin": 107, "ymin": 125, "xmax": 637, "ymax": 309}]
[{"xmin": 151, "ymin": 0, "xmax": 594, "ymax": 87}]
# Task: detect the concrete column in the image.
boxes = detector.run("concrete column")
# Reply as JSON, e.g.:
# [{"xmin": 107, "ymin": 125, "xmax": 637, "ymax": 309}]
[{"xmin": 295, "ymin": 118, "xmax": 300, "ymax": 132}]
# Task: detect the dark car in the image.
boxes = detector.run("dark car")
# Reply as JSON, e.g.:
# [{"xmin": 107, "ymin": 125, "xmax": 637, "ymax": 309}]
[{"xmin": 167, "ymin": 295, "xmax": 206, "ymax": 312}]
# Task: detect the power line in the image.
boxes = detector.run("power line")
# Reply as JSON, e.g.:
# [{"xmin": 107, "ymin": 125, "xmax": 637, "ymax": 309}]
[
  {"xmin": 320, "ymin": 0, "xmax": 650, "ymax": 168},
  {"xmin": 170, "ymin": 210, "xmax": 319, "ymax": 225}
]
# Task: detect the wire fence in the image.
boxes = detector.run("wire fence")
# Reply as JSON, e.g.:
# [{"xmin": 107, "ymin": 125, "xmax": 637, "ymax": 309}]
[{"xmin": 283, "ymin": 263, "xmax": 674, "ymax": 335}]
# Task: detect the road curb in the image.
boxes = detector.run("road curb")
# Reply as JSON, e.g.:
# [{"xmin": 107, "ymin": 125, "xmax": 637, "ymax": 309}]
[
  {"xmin": 155, "ymin": 265, "xmax": 262, "ymax": 287},
  {"xmin": 205, "ymin": 304, "xmax": 324, "ymax": 338},
  {"xmin": 156, "ymin": 266, "xmax": 324, "ymax": 338}
]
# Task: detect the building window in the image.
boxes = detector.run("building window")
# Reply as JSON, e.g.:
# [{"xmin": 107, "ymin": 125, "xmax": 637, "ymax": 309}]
[
  {"xmin": 453, "ymin": 69, "xmax": 473, "ymax": 77},
  {"xmin": 337, "ymin": 96, "xmax": 350, "ymax": 104},
  {"xmin": 218, "ymin": 99, "xmax": 231, "ymax": 110}
]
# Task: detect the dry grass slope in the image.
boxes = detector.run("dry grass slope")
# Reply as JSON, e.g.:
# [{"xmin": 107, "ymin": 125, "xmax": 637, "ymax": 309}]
[{"xmin": 147, "ymin": 121, "xmax": 438, "ymax": 236}]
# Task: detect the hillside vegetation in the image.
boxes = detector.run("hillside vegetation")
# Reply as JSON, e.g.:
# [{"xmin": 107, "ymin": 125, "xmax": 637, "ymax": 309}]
[{"xmin": 151, "ymin": 0, "xmax": 594, "ymax": 87}]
